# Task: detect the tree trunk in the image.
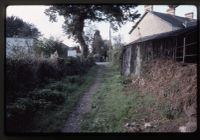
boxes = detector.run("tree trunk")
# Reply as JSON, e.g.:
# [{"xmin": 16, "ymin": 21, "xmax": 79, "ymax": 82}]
[
  {"xmin": 75, "ymin": 16, "xmax": 89, "ymax": 58},
  {"xmin": 77, "ymin": 33, "xmax": 88, "ymax": 58}
]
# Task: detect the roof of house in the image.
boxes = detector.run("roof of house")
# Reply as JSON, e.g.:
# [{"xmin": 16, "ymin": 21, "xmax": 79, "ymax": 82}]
[
  {"xmin": 61, "ymin": 43, "xmax": 69, "ymax": 48},
  {"xmin": 129, "ymin": 11, "xmax": 197, "ymax": 34},
  {"xmin": 125, "ymin": 25, "xmax": 197, "ymax": 47},
  {"xmin": 152, "ymin": 11, "xmax": 196, "ymax": 28},
  {"xmin": 68, "ymin": 47, "xmax": 78, "ymax": 50}
]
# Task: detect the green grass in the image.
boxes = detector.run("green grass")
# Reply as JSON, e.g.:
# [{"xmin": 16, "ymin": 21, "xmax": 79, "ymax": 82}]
[
  {"xmin": 81, "ymin": 65, "xmax": 158, "ymax": 132},
  {"xmin": 30, "ymin": 66, "xmax": 98, "ymax": 132}
]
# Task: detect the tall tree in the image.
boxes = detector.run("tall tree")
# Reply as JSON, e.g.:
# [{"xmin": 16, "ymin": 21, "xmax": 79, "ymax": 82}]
[
  {"xmin": 92, "ymin": 30, "xmax": 104, "ymax": 55},
  {"xmin": 34, "ymin": 37, "xmax": 67, "ymax": 58},
  {"xmin": 92, "ymin": 30, "xmax": 109, "ymax": 61},
  {"xmin": 6, "ymin": 16, "xmax": 41, "ymax": 39},
  {"xmin": 45, "ymin": 5, "xmax": 140, "ymax": 58}
]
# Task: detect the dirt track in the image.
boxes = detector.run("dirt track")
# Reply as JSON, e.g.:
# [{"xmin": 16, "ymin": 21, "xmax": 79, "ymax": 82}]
[{"xmin": 62, "ymin": 62, "xmax": 107, "ymax": 132}]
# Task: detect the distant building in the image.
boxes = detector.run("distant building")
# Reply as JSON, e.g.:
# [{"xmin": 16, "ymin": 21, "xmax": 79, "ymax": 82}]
[
  {"xmin": 68, "ymin": 46, "xmax": 81, "ymax": 57},
  {"xmin": 6, "ymin": 37, "xmax": 34, "ymax": 58}
]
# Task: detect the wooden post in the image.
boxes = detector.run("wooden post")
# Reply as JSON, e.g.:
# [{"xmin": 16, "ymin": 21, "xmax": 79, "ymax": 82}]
[
  {"xmin": 174, "ymin": 37, "xmax": 177, "ymax": 60},
  {"xmin": 183, "ymin": 37, "xmax": 186, "ymax": 63}
]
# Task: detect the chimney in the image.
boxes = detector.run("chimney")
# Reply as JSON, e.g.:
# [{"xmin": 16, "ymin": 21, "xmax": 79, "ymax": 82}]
[
  {"xmin": 185, "ymin": 12, "xmax": 193, "ymax": 19},
  {"xmin": 166, "ymin": 7, "xmax": 175, "ymax": 15},
  {"xmin": 144, "ymin": 5, "xmax": 153, "ymax": 12}
]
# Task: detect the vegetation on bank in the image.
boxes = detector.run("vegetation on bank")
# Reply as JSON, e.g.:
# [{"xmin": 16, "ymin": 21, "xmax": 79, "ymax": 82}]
[
  {"xmin": 80, "ymin": 64, "xmax": 154, "ymax": 132},
  {"xmin": 81, "ymin": 59, "xmax": 196, "ymax": 132},
  {"xmin": 6, "ymin": 57, "xmax": 96, "ymax": 132},
  {"xmin": 30, "ymin": 66, "xmax": 97, "ymax": 132}
]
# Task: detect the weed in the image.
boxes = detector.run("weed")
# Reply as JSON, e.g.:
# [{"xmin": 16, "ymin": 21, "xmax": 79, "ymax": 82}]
[
  {"xmin": 159, "ymin": 102, "xmax": 181, "ymax": 120},
  {"xmin": 81, "ymin": 65, "xmax": 156, "ymax": 132},
  {"xmin": 30, "ymin": 66, "xmax": 98, "ymax": 132}
]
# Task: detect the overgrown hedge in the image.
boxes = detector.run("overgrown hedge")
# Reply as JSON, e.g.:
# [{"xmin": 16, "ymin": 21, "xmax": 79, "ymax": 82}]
[
  {"xmin": 6, "ymin": 56, "xmax": 95, "ymax": 132},
  {"xmin": 6, "ymin": 57, "xmax": 94, "ymax": 100}
]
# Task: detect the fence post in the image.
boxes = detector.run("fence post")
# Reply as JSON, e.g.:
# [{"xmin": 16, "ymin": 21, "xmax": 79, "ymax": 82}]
[
  {"xmin": 183, "ymin": 37, "xmax": 186, "ymax": 63},
  {"xmin": 174, "ymin": 37, "xmax": 177, "ymax": 61}
]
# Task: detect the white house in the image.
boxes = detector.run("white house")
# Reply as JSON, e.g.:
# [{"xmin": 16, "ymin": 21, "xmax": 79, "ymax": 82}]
[
  {"xmin": 68, "ymin": 47, "xmax": 81, "ymax": 57},
  {"xmin": 128, "ymin": 5, "xmax": 196, "ymax": 43},
  {"xmin": 6, "ymin": 37, "xmax": 34, "ymax": 58}
]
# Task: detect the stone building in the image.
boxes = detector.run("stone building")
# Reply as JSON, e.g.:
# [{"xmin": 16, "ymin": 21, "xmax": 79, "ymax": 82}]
[{"xmin": 121, "ymin": 5, "xmax": 197, "ymax": 76}]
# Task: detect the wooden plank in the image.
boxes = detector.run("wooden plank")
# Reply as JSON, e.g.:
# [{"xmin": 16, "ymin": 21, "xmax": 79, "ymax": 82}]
[
  {"xmin": 185, "ymin": 54, "xmax": 197, "ymax": 57},
  {"xmin": 185, "ymin": 42, "xmax": 197, "ymax": 47},
  {"xmin": 174, "ymin": 37, "xmax": 177, "ymax": 60},
  {"xmin": 176, "ymin": 57, "xmax": 183, "ymax": 58}
]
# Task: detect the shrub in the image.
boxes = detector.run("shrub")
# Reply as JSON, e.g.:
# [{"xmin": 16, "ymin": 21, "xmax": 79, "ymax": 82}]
[
  {"xmin": 6, "ymin": 97, "xmax": 36, "ymax": 132},
  {"xmin": 6, "ymin": 57, "xmax": 95, "ymax": 98},
  {"xmin": 6, "ymin": 56, "xmax": 95, "ymax": 132},
  {"xmin": 36, "ymin": 59, "xmax": 60, "ymax": 82},
  {"xmin": 159, "ymin": 102, "xmax": 181, "ymax": 120},
  {"xmin": 32, "ymin": 89, "xmax": 66, "ymax": 105},
  {"xmin": 48, "ymin": 82, "xmax": 67, "ymax": 91},
  {"xmin": 6, "ymin": 58, "xmax": 35, "ymax": 91},
  {"xmin": 6, "ymin": 88, "xmax": 66, "ymax": 132}
]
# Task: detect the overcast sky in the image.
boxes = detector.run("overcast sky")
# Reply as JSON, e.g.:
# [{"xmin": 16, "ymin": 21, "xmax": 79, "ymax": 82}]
[{"xmin": 6, "ymin": 5, "xmax": 197, "ymax": 46}]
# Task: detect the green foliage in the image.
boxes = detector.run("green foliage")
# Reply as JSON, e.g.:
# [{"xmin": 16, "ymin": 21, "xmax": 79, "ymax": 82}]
[
  {"xmin": 32, "ymin": 89, "xmax": 66, "ymax": 105},
  {"xmin": 81, "ymin": 65, "xmax": 159, "ymax": 132},
  {"xmin": 30, "ymin": 66, "xmax": 98, "ymax": 132},
  {"xmin": 110, "ymin": 47, "xmax": 123, "ymax": 69},
  {"xmin": 34, "ymin": 37, "xmax": 67, "ymax": 58},
  {"xmin": 92, "ymin": 30, "xmax": 104, "ymax": 54},
  {"xmin": 81, "ymin": 65, "xmax": 134, "ymax": 132},
  {"xmin": 6, "ymin": 57, "xmax": 95, "ymax": 99},
  {"xmin": 6, "ymin": 57, "xmax": 96, "ymax": 132},
  {"xmin": 6, "ymin": 97, "xmax": 37, "ymax": 132},
  {"xmin": 45, "ymin": 5, "xmax": 140, "ymax": 57},
  {"xmin": 6, "ymin": 16, "xmax": 41, "ymax": 38},
  {"xmin": 92, "ymin": 30, "xmax": 109, "ymax": 62},
  {"xmin": 158, "ymin": 102, "xmax": 181, "ymax": 120}
]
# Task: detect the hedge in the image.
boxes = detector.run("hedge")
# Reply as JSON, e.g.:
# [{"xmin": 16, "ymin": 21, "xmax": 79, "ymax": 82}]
[
  {"xmin": 6, "ymin": 57, "xmax": 94, "ymax": 101},
  {"xmin": 6, "ymin": 56, "xmax": 95, "ymax": 132}
]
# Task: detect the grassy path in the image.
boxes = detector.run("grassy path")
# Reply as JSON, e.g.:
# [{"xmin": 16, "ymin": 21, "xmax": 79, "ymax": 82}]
[
  {"xmin": 62, "ymin": 63, "xmax": 107, "ymax": 132},
  {"xmin": 80, "ymin": 65, "xmax": 159, "ymax": 132}
]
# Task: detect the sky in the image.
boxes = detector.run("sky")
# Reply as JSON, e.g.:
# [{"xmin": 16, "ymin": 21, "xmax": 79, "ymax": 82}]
[{"xmin": 6, "ymin": 5, "xmax": 197, "ymax": 46}]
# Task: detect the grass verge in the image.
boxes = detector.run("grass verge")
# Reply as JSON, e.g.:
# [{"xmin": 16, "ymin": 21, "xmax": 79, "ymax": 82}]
[{"xmin": 80, "ymin": 65, "xmax": 162, "ymax": 132}]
